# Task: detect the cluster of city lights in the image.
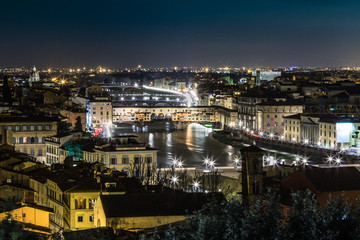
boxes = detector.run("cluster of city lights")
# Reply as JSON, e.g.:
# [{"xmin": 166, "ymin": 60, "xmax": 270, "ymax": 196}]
[
  {"xmin": 233, "ymin": 155, "xmax": 241, "ymax": 165},
  {"xmin": 325, "ymin": 155, "xmax": 342, "ymax": 166},
  {"xmin": 170, "ymin": 157, "xmax": 184, "ymax": 168},
  {"xmin": 203, "ymin": 156, "xmax": 216, "ymax": 169},
  {"xmin": 293, "ymin": 155, "xmax": 309, "ymax": 166},
  {"xmin": 263, "ymin": 154, "xmax": 279, "ymax": 166}
]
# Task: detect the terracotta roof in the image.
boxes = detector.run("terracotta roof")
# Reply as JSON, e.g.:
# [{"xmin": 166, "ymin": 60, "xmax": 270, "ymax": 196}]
[
  {"xmin": 256, "ymin": 100, "xmax": 304, "ymax": 106},
  {"xmin": 100, "ymin": 192, "xmax": 224, "ymax": 218},
  {"xmin": 297, "ymin": 166, "xmax": 360, "ymax": 192}
]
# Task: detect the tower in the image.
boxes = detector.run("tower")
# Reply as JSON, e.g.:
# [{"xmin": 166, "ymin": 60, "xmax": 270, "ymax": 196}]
[
  {"xmin": 241, "ymin": 145, "xmax": 264, "ymax": 200},
  {"xmin": 29, "ymin": 66, "xmax": 40, "ymax": 86},
  {"xmin": 256, "ymin": 70, "xmax": 261, "ymax": 86},
  {"xmin": 2, "ymin": 75, "xmax": 11, "ymax": 105}
]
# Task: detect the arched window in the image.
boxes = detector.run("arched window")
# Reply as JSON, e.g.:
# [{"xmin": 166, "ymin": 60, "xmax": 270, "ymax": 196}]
[
  {"xmin": 12, "ymin": 137, "xmax": 16, "ymax": 144},
  {"xmin": 35, "ymin": 137, "xmax": 38, "ymax": 144},
  {"xmin": 19, "ymin": 137, "xmax": 23, "ymax": 144},
  {"xmin": 27, "ymin": 137, "xmax": 31, "ymax": 144},
  {"xmin": 31, "ymin": 137, "xmax": 35, "ymax": 144}
]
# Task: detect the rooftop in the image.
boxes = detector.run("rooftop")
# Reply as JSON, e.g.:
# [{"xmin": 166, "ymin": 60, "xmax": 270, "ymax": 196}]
[
  {"xmin": 0, "ymin": 115, "xmax": 58, "ymax": 123},
  {"xmin": 100, "ymin": 192, "xmax": 223, "ymax": 218},
  {"xmin": 283, "ymin": 166, "xmax": 360, "ymax": 192}
]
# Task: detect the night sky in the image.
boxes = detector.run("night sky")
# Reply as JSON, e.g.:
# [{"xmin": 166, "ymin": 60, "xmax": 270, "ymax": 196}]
[{"xmin": 1, "ymin": 0, "xmax": 360, "ymax": 68}]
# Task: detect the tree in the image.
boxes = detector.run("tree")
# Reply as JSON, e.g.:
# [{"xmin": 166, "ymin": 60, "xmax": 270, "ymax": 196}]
[
  {"xmin": 151, "ymin": 190, "xmax": 360, "ymax": 240},
  {"xmin": 57, "ymin": 121, "xmax": 71, "ymax": 134},
  {"xmin": 74, "ymin": 116, "xmax": 83, "ymax": 132},
  {"xmin": 127, "ymin": 156, "xmax": 157, "ymax": 185},
  {"xmin": 0, "ymin": 216, "xmax": 47, "ymax": 240}
]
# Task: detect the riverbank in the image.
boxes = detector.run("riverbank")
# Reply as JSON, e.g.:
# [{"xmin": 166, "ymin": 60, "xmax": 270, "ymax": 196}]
[
  {"xmin": 212, "ymin": 131, "xmax": 300, "ymax": 163},
  {"xmin": 212, "ymin": 131, "xmax": 244, "ymax": 148}
]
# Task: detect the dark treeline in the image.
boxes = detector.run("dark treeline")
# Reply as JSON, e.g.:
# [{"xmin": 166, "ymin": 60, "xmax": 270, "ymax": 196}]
[{"xmin": 152, "ymin": 189, "xmax": 360, "ymax": 240}]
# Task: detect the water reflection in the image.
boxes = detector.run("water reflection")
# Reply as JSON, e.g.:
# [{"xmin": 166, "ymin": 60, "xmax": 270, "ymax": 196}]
[{"xmin": 112, "ymin": 122, "xmax": 239, "ymax": 168}]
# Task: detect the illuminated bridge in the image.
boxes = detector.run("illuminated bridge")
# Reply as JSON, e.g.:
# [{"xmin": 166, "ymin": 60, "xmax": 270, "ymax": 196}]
[
  {"xmin": 112, "ymin": 106, "xmax": 238, "ymax": 128},
  {"xmin": 101, "ymin": 85, "xmax": 190, "ymax": 107}
]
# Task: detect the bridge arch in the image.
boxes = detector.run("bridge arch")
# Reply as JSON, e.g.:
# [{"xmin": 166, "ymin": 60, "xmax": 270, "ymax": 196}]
[
  {"xmin": 158, "ymin": 113, "xmax": 165, "ymax": 120},
  {"xmin": 165, "ymin": 113, "xmax": 172, "ymax": 120},
  {"xmin": 150, "ymin": 113, "xmax": 157, "ymax": 120}
]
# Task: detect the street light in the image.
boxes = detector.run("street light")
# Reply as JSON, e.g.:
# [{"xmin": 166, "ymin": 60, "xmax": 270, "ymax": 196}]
[
  {"xmin": 203, "ymin": 157, "xmax": 210, "ymax": 166},
  {"xmin": 326, "ymin": 155, "xmax": 333, "ymax": 164},
  {"xmin": 209, "ymin": 160, "xmax": 216, "ymax": 169},
  {"xmin": 335, "ymin": 157, "xmax": 342, "ymax": 165},
  {"xmin": 192, "ymin": 181, "xmax": 200, "ymax": 192},
  {"xmin": 171, "ymin": 176, "xmax": 178, "ymax": 185},
  {"xmin": 302, "ymin": 156, "xmax": 308, "ymax": 165},
  {"xmin": 176, "ymin": 160, "xmax": 184, "ymax": 168},
  {"xmin": 293, "ymin": 156, "xmax": 301, "ymax": 166},
  {"xmin": 171, "ymin": 157, "xmax": 178, "ymax": 168}
]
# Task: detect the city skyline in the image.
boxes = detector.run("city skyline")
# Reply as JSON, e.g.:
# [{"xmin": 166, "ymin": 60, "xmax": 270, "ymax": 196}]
[{"xmin": 2, "ymin": 0, "xmax": 360, "ymax": 68}]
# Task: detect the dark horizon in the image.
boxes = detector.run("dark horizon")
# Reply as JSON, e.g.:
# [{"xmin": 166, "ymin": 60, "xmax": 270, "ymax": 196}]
[{"xmin": 2, "ymin": 0, "xmax": 360, "ymax": 68}]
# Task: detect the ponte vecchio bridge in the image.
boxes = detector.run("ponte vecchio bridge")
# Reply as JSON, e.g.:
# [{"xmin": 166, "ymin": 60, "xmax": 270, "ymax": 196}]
[{"xmin": 113, "ymin": 106, "xmax": 237, "ymax": 128}]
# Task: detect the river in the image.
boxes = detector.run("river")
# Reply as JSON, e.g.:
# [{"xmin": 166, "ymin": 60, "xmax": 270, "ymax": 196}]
[{"xmin": 112, "ymin": 122, "xmax": 240, "ymax": 168}]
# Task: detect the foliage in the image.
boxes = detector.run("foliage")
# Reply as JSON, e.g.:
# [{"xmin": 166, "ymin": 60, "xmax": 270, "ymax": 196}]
[
  {"xmin": 152, "ymin": 189, "xmax": 360, "ymax": 240},
  {"xmin": 57, "ymin": 121, "xmax": 71, "ymax": 134},
  {"xmin": 74, "ymin": 116, "xmax": 83, "ymax": 132},
  {"xmin": 0, "ymin": 216, "xmax": 47, "ymax": 240},
  {"xmin": 127, "ymin": 156, "xmax": 157, "ymax": 185},
  {"xmin": 61, "ymin": 227, "xmax": 115, "ymax": 240}
]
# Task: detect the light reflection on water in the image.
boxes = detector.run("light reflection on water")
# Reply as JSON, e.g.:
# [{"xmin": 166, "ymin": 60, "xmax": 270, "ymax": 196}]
[{"xmin": 113, "ymin": 122, "xmax": 239, "ymax": 168}]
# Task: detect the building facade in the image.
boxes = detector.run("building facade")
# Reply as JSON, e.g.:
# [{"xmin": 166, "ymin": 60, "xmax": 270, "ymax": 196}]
[
  {"xmin": 284, "ymin": 114, "xmax": 360, "ymax": 150},
  {"xmin": 238, "ymin": 92, "xmax": 287, "ymax": 130},
  {"xmin": 82, "ymin": 136, "xmax": 158, "ymax": 177},
  {"xmin": 0, "ymin": 115, "xmax": 57, "ymax": 162},
  {"xmin": 256, "ymin": 101, "xmax": 304, "ymax": 135},
  {"xmin": 87, "ymin": 96, "xmax": 113, "ymax": 128}
]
